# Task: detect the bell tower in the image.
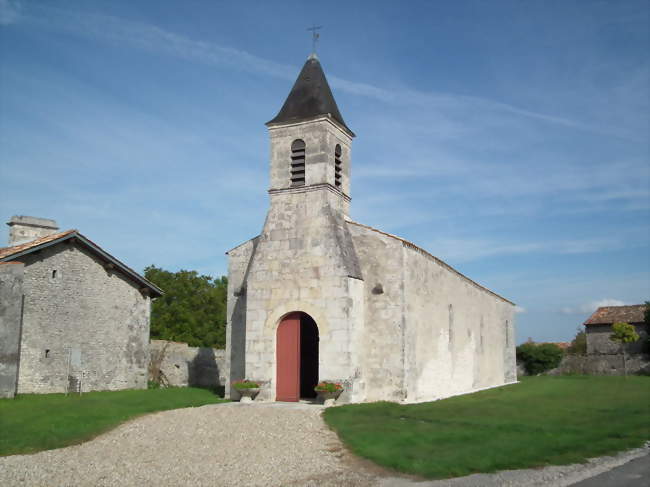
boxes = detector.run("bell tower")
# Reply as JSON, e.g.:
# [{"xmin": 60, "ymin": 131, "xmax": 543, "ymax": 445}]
[
  {"xmin": 235, "ymin": 53, "xmax": 364, "ymax": 401},
  {"xmin": 265, "ymin": 53, "xmax": 355, "ymax": 217}
]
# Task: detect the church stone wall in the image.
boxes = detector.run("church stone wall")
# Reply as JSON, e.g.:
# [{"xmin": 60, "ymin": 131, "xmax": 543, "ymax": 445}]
[
  {"xmin": 225, "ymin": 237, "xmax": 257, "ymax": 398},
  {"xmin": 402, "ymin": 246, "xmax": 516, "ymax": 402},
  {"xmin": 14, "ymin": 243, "xmax": 150, "ymax": 393},
  {"xmin": 234, "ymin": 186, "xmax": 365, "ymax": 403},
  {"xmin": 347, "ymin": 223, "xmax": 406, "ymax": 402}
]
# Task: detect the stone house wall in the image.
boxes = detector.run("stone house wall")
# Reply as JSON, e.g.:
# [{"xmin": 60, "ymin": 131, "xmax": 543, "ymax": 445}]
[
  {"xmin": 0, "ymin": 262, "xmax": 25, "ymax": 398},
  {"xmin": 150, "ymin": 339, "xmax": 226, "ymax": 389},
  {"xmin": 15, "ymin": 242, "xmax": 150, "ymax": 393},
  {"xmin": 586, "ymin": 323, "xmax": 648, "ymax": 355}
]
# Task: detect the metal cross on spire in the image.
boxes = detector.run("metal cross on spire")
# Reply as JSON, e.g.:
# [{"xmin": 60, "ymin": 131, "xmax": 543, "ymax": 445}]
[{"xmin": 307, "ymin": 24, "xmax": 322, "ymax": 54}]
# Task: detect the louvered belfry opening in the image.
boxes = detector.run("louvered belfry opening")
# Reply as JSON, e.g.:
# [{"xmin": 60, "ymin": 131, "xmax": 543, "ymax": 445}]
[
  {"xmin": 290, "ymin": 139, "xmax": 306, "ymax": 186},
  {"xmin": 334, "ymin": 144, "xmax": 342, "ymax": 188}
]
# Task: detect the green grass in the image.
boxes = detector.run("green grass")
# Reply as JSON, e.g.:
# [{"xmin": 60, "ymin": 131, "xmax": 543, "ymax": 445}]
[
  {"xmin": 0, "ymin": 387, "xmax": 226, "ymax": 456},
  {"xmin": 323, "ymin": 376, "xmax": 650, "ymax": 479}
]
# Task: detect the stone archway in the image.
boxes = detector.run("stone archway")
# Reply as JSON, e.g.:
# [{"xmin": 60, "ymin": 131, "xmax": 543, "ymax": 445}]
[{"xmin": 276, "ymin": 312, "xmax": 319, "ymax": 402}]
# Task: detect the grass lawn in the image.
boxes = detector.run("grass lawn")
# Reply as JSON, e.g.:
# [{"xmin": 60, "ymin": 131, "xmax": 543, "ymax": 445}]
[
  {"xmin": 323, "ymin": 376, "xmax": 650, "ymax": 479},
  {"xmin": 0, "ymin": 387, "xmax": 225, "ymax": 456}
]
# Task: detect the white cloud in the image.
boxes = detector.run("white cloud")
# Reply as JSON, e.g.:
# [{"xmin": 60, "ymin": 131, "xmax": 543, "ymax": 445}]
[
  {"xmin": 22, "ymin": 5, "xmax": 632, "ymax": 140},
  {"xmin": 0, "ymin": 0, "xmax": 20, "ymax": 25},
  {"xmin": 559, "ymin": 298, "xmax": 628, "ymax": 315},
  {"xmin": 515, "ymin": 306, "xmax": 527, "ymax": 314}
]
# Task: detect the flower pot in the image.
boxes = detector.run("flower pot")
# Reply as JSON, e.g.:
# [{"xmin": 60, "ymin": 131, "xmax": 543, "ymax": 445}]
[
  {"xmin": 237, "ymin": 387, "xmax": 260, "ymax": 403},
  {"xmin": 316, "ymin": 389, "xmax": 342, "ymax": 406}
]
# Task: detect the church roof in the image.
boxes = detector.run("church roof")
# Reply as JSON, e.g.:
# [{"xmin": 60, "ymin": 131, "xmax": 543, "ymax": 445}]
[
  {"xmin": 267, "ymin": 54, "xmax": 354, "ymax": 136},
  {"xmin": 346, "ymin": 220, "xmax": 515, "ymax": 305},
  {"xmin": 584, "ymin": 305, "xmax": 646, "ymax": 326},
  {"xmin": 0, "ymin": 229, "xmax": 163, "ymax": 297}
]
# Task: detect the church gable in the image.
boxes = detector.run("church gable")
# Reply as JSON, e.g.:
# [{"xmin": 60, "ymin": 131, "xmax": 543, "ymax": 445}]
[{"xmin": 225, "ymin": 53, "xmax": 516, "ymax": 405}]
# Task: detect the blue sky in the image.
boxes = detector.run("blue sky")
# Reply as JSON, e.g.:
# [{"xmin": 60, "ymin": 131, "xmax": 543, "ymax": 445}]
[{"xmin": 1, "ymin": 0, "xmax": 648, "ymax": 344}]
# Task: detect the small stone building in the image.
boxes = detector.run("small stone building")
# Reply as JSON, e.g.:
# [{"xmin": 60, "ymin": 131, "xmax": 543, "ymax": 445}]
[
  {"xmin": 226, "ymin": 55, "xmax": 517, "ymax": 404},
  {"xmin": 584, "ymin": 305, "xmax": 648, "ymax": 355},
  {"xmin": 0, "ymin": 216, "xmax": 162, "ymax": 398}
]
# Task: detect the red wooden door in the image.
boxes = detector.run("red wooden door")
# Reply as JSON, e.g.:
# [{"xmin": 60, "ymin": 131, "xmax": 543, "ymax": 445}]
[{"xmin": 276, "ymin": 313, "xmax": 301, "ymax": 401}]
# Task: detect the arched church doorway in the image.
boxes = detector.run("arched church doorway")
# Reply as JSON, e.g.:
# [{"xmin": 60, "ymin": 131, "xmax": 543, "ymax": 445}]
[{"xmin": 276, "ymin": 312, "xmax": 319, "ymax": 401}]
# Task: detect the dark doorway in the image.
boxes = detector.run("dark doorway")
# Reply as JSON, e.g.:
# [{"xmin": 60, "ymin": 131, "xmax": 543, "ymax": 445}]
[{"xmin": 300, "ymin": 314, "xmax": 319, "ymax": 399}]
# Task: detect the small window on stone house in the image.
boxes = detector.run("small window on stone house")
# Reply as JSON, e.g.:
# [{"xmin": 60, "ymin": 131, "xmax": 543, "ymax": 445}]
[
  {"xmin": 52, "ymin": 270, "xmax": 57, "ymax": 279},
  {"xmin": 45, "ymin": 349, "xmax": 50, "ymax": 358},
  {"xmin": 290, "ymin": 139, "xmax": 306, "ymax": 186},
  {"xmin": 334, "ymin": 144, "xmax": 342, "ymax": 188}
]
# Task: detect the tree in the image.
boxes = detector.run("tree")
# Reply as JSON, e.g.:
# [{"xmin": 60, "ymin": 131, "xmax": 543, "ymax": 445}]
[
  {"xmin": 610, "ymin": 322, "xmax": 640, "ymax": 376},
  {"xmin": 144, "ymin": 265, "xmax": 228, "ymax": 348},
  {"xmin": 516, "ymin": 342, "xmax": 564, "ymax": 375},
  {"xmin": 567, "ymin": 327, "xmax": 587, "ymax": 355}
]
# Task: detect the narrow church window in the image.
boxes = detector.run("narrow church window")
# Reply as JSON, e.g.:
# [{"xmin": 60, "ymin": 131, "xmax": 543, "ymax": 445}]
[
  {"xmin": 45, "ymin": 349, "xmax": 50, "ymax": 358},
  {"xmin": 448, "ymin": 304, "xmax": 454, "ymax": 347},
  {"xmin": 290, "ymin": 139, "xmax": 306, "ymax": 186},
  {"xmin": 505, "ymin": 320, "xmax": 509, "ymax": 347},
  {"xmin": 334, "ymin": 144, "xmax": 342, "ymax": 188},
  {"xmin": 52, "ymin": 270, "xmax": 57, "ymax": 279}
]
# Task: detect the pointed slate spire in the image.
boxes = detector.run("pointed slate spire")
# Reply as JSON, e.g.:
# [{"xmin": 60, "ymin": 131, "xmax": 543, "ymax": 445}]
[{"xmin": 267, "ymin": 54, "xmax": 353, "ymax": 136}]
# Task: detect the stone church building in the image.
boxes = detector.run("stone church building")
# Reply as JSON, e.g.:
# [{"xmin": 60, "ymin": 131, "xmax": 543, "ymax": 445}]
[
  {"xmin": 0, "ymin": 216, "xmax": 162, "ymax": 398},
  {"xmin": 226, "ymin": 54, "xmax": 516, "ymax": 404}
]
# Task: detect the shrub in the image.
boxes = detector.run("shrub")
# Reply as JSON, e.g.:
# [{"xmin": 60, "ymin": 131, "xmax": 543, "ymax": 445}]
[
  {"xmin": 516, "ymin": 342, "xmax": 564, "ymax": 375},
  {"xmin": 232, "ymin": 380, "xmax": 260, "ymax": 390},
  {"xmin": 567, "ymin": 327, "xmax": 587, "ymax": 355},
  {"xmin": 314, "ymin": 381, "xmax": 343, "ymax": 392}
]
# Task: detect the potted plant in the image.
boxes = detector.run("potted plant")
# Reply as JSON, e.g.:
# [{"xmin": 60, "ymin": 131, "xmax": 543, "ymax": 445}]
[
  {"xmin": 314, "ymin": 381, "xmax": 343, "ymax": 406},
  {"xmin": 233, "ymin": 380, "xmax": 260, "ymax": 403}
]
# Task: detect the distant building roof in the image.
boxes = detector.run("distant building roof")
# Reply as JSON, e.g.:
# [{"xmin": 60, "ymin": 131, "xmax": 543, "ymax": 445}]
[
  {"xmin": 0, "ymin": 230, "xmax": 163, "ymax": 297},
  {"xmin": 266, "ymin": 54, "xmax": 354, "ymax": 136},
  {"xmin": 583, "ymin": 305, "xmax": 646, "ymax": 326}
]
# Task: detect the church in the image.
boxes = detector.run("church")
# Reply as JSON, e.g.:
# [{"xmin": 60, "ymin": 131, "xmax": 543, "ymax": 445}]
[{"xmin": 225, "ymin": 54, "xmax": 516, "ymax": 404}]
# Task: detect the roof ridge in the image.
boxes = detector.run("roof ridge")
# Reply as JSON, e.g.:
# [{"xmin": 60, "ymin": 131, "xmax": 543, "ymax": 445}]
[
  {"xmin": 346, "ymin": 220, "xmax": 514, "ymax": 306},
  {"xmin": 0, "ymin": 229, "xmax": 162, "ymax": 297}
]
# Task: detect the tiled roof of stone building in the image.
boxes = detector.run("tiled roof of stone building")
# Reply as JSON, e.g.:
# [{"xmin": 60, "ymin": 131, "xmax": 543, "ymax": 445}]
[
  {"xmin": 584, "ymin": 305, "xmax": 647, "ymax": 326},
  {"xmin": 266, "ymin": 54, "xmax": 354, "ymax": 136},
  {"xmin": 346, "ymin": 220, "xmax": 515, "ymax": 306},
  {"xmin": 0, "ymin": 230, "xmax": 163, "ymax": 297}
]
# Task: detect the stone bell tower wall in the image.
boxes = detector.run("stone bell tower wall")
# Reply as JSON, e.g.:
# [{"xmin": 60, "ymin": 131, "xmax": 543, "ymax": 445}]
[
  {"xmin": 241, "ymin": 182, "xmax": 365, "ymax": 402},
  {"xmin": 268, "ymin": 117, "xmax": 353, "ymax": 216}
]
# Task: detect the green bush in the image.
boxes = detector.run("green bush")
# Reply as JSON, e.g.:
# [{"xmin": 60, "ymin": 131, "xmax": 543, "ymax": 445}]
[
  {"xmin": 516, "ymin": 342, "xmax": 564, "ymax": 375},
  {"xmin": 232, "ymin": 380, "xmax": 260, "ymax": 390},
  {"xmin": 567, "ymin": 327, "xmax": 587, "ymax": 355}
]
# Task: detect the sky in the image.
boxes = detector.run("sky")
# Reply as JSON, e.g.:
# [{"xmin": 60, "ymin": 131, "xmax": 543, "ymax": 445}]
[{"xmin": 1, "ymin": 0, "xmax": 648, "ymax": 344}]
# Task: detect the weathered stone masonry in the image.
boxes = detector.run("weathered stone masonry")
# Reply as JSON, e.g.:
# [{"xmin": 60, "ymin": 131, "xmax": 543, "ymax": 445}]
[
  {"xmin": 0, "ymin": 220, "xmax": 162, "ymax": 397},
  {"xmin": 226, "ymin": 54, "xmax": 517, "ymax": 404}
]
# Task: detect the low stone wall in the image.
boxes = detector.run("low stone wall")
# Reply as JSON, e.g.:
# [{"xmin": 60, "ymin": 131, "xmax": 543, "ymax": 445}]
[
  {"xmin": 149, "ymin": 340, "xmax": 226, "ymax": 389},
  {"xmin": 546, "ymin": 353, "xmax": 650, "ymax": 376}
]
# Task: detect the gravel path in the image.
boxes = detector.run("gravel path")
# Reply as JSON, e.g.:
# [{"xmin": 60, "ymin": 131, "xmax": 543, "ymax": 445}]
[
  {"xmin": 1, "ymin": 401, "xmax": 646, "ymax": 487},
  {"xmin": 0, "ymin": 402, "xmax": 378, "ymax": 487}
]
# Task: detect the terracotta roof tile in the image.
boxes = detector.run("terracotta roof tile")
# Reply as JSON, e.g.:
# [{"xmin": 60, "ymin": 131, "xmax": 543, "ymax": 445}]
[
  {"xmin": 0, "ymin": 229, "xmax": 76, "ymax": 260},
  {"xmin": 0, "ymin": 230, "xmax": 163, "ymax": 297},
  {"xmin": 584, "ymin": 305, "xmax": 647, "ymax": 325}
]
